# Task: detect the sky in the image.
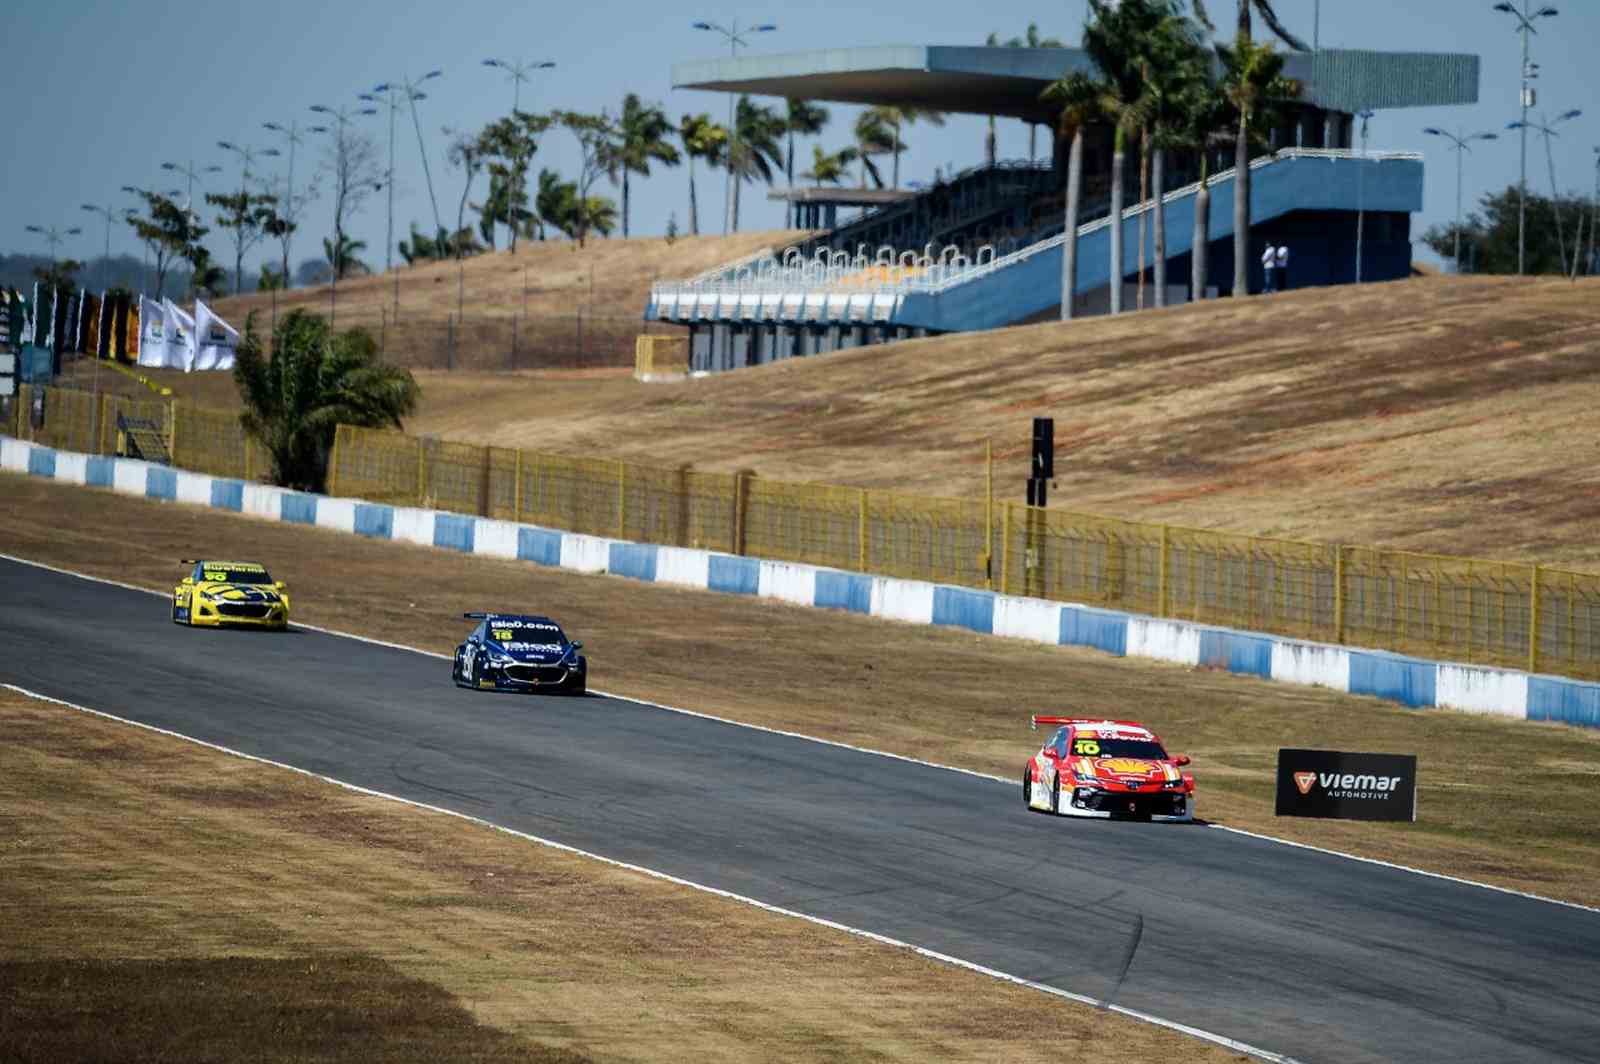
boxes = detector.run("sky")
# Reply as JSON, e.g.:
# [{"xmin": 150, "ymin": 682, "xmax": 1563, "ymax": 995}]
[{"xmin": 5, "ymin": 0, "xmax": 1598, "ymax": 278}]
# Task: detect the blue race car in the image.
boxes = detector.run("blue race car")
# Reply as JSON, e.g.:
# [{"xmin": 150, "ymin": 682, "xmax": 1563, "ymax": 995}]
[{"xmin": 451, "ymin": 612, "xmax": 587, "ymax": 695}]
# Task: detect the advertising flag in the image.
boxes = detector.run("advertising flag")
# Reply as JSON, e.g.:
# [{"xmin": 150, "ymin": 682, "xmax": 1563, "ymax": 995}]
[
  {"xmin": 193, "ymin": 300, "xmax": 239, "ymax": 371},
  {"xmin": 163, "ymin": 298, "xmax": 197, "ymax": 371},
  {"xmin": 138, "ymin": 296, "xmax": 167, "ymax": 367}
]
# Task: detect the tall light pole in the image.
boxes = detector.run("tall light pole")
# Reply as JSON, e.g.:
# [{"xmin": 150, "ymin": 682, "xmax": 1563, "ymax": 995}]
[
  {"xmin": 1354, "ymin": 109, "xmax": 1375, "ymax": 284},
  {"xmin": 1590, "ymin": 147, "xmax": 1599, "ymax": 277},
  {"xmin": 217, "ymin": 141, "xmax": 282, "ymax": 294},
  {"xmin": 1422, "ymin": 128, "xmax": 1499, "ymax": 271},
  {"xmin": 482, "ymin": 58, "xmax": 556, "ymax": 252},
  {"xmin": 482, "ymin": 57, "xmax": 555, "ymax": 114},
  {"xmin": 264, "ymin": 119, "xmax": 313, "ymax": 289},
  {"xmin": 160, "ymin": 159, "xmax": 222, "ymax": 212},
  {"xmin": 309, "ymin": 103, "xmax": 379, "ymax": 327},
  {"xmin": 692, "ymin": 19, "xmax": 777, "ymax": 234},
  {"xmin": 1492, "ymin": 2, "xmax": 1559, "ymax": 276},
  {"xmin": 25, "ymin": 223, "xmax": 83, "ymax": 278},
  {"xmin": 79, "ymin": 203, "xmax": 120, "ymax": 289},
  {"xmin": 370, "ymin": 71, "xmax": 446, "ymax": 253},
  {"xmin": 1508, "ymin": 108, "xmax": 1582, "ymax": 274}
]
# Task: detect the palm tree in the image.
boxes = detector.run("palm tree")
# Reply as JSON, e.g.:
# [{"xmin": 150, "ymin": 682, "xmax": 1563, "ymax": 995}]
[
  {"xmin": 861, "ymin": 105, "xmax": 945, "ymax": 189},
  {"xmin": 677, "ymin": 114, "xmax": 726, "ymax": 237},
  {"xmin": 802, "ymin": 144, "xmax": 857, "ymax": 186},
  {"xmin": 233, "ymin": 309, "xmax": 420, "ymax": 492},
  {"xmin": 606, "ymin": 94, "xmax": 680, "ymax": 239},
  {"xmin": 1042, "ymin": 71, "xmax": 1104, "ymax": 321},
  {"xmin": 321, "ymin": 234, "xmax": 369, "ymax": 279},
  {"xmin": 1183, "ymin": 1, "xmax": 1309, "ymax": 295},
  {"xmin": 784, "ymin": 99, "xmax": 830, "ymax": 226},
  {"xmin": 1139, "ymin": 13, "xmax": 1209, "ymax": 308},
  {"xmin": 535, "ymin": 168, "xmax": 577, "ymax": 241},
  {"xmin": 1081, "ymin": 0, "xmax": 1170, "ymax": 316},
  {"xmin": 851, "ymin": 110, "xmax": 898, "ymax": 189},
  {"xmin": 1167, "ymin": 75, "xmax": 1232, "ymax": 301},
  {"xmin": 725, "ymin": 96, "xmax": 785, "ymax": 232},
  {"xmin": 1218, "ymin": 33, "xmax": 1300, "ymax": 295}
]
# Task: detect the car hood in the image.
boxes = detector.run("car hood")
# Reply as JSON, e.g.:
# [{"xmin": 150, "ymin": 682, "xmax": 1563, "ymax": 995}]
[
  {"xmin": 1074, "ymin": 757, "xmax": 1181, "ymax": 783},
  {"xmin": 486, "ymin": 639, "xmax": 572, "ymax": 664},
  {"xmin": 195, "ymin": 582, "xmax": 283, "ymax": 604}
]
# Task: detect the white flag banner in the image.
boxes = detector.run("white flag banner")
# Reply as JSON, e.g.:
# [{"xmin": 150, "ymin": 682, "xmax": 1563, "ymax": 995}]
[
  {"xmin": 138, "ymin": 296, "xmax": 168, "ymax": 367},
  {"xmin": 163, "ymin": 298, "xmax": 196, "ymax": 371},
  {"xmin": 193, "ymin": 300, "xmax": 239, "ymax": 371}
]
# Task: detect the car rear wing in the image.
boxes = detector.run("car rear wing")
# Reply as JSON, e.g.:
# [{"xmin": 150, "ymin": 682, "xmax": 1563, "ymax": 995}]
[{"xmin": 1031, "ymin": 715, "xmax": 1149, "ymax": 731}]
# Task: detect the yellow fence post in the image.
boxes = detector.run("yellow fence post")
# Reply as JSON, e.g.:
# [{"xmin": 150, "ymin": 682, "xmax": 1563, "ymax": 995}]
[
  {"xmin": 328, "ymin": 426, "xmax": 343, "ymax": 498},
  {"xmin": 1000, "ymin": 501, "xmax": 1012, "ymax": 596},
  {"xmin": 513, "ymin": 449, "xmax": 523, "ymax": 524},
  {"xmin": 98, "ymin": 393, "xmax": 110, "ymax": 455},
  {"xmin": 858, "ymin": 489, "xmax": 869, "ymax": 572},
  {"xmin": 1528, "ymin": 564, "xmax": 1541, "ymax": 674},
  {"xmin": 416, "ymin": 435, "xmax": 426, "ymax": 505},
  {"xmin": 733, "ymin": 471, "xmax": 748, "ymax": 556},
  {"xmin": 985, "ymin": 438, "xmax": 994, "ymax": 589},
  {"xmin": 167, "ymin": 399, "xmax": 178, "ymax": 465},
  {"xmin": 617, "ymin": 460, "xmax": 627, "ymax": 539},
  {"xmin": 1334, "ymin": 546, "xmax": 1346, "ymax": 644},
  {"xmin": 1158, "ymin": 525, "xmax": 1169, "ymax": 618}
]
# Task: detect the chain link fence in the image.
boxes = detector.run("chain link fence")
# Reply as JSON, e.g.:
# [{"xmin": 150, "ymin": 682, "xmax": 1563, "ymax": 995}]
[{"xmin": 329, "ymin": 425, "xmax": 1600, "ymax": 682}]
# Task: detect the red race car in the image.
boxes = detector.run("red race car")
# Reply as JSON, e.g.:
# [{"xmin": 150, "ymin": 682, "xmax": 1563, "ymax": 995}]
[{"xmin": 1022, "ymin": 716, "xmax": 1196, "ymax": 822}]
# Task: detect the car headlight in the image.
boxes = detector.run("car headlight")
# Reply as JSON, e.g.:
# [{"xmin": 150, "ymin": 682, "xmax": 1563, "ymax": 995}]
[
  {"xmin": 488, "ymin": 651, "xmax": 513, "ymax": 665},
  {"xmin": 1163, "ymin": 778, "xmax": 1186, "ymax": 789}
]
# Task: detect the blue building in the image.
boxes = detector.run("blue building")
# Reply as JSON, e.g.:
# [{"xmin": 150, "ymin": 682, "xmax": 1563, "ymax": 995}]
[{"xmin": 646, "ymin": 44, "xmax": 1480, "ymax": 371}]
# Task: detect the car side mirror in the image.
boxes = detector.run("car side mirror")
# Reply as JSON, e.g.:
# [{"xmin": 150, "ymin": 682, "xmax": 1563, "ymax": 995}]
[
  {"xmin": 180, "ymin": 577, "xmax": 193, "ymax": 585},
  {"xmin": 274, "ymin": 581, "xmax": 285, "ymax": 590},
  {"xmin": 570, "ymin": 641, "xmax": 583, "ymax": 650},
  {"xmin": 1173, "ymin": 754, "xmax": 1191, "ymax": 767}
]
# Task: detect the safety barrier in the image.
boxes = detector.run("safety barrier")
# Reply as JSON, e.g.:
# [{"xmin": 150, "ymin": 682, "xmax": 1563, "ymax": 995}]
[
  {"xmin": 329, "ymin": 424, "xmax": 1600, "ymax": 683},
  {"xmin": 6, "ymin": 430, "xmax": 1598, "ymax": 729}
]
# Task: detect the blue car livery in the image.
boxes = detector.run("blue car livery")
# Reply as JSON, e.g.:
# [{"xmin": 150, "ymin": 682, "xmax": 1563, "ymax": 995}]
[{"xmin": 451, "ymin": 612, "xmax": 587, "ymax": 695}]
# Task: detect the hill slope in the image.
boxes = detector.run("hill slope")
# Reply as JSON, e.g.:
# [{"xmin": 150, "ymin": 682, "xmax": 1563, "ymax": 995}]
[{"xmin": 407, "ymin": 275, "xmax": 1600, "ymax": 569}]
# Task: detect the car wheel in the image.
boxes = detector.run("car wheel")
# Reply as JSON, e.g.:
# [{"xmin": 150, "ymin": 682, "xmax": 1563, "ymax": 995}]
[
  {"xmin": 1023, "ymin": 765, "xmax": 1035, "ymax": 810},
  {"xmin": 1050, "ymin": 773, "xmax": 1061, "ymax": 815}
]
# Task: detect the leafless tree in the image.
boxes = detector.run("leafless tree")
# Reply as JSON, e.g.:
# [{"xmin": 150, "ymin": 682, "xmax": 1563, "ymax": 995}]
[{"xmin": 323, "ymin": 127, "xmax": 384, "ymax": 277}]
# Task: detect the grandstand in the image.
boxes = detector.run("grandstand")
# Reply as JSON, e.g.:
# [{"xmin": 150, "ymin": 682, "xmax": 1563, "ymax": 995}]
[{"xmin": 647, "ymin": 44, "xmax": 1480, "ymax": 372}]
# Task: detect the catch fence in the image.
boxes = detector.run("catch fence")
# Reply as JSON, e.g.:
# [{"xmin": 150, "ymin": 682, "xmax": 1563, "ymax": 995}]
[{"xmin": 330, "ymin": 424, "xmax": 1600, "ymax": 681}]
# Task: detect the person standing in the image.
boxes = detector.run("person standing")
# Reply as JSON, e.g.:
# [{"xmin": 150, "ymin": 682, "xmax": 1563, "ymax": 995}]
[
  {"xmin": 1275, "ymin": 243, "xmax": 1291, "ymax": 292},
  {"xmin": 1261, "ymin": 242, "xmax": 1278, "ymax": 294}
]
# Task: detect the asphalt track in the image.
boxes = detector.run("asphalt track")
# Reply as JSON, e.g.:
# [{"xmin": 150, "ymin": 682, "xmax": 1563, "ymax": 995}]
[{"xmin": 3, "ymin": 557, "xmax": 1599, "ymax": 1064}]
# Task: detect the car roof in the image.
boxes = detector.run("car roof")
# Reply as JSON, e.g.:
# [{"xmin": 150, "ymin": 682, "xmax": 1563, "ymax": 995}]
[
  {"xmin": 1065, "ymin": 719, "xmax": 1158, "ymax": 739},
  {"xmin": 480, "ymin": 614, "xmax": 560, "ymax": 626},
  {"xmin": 199, "ymin": 560, "xmax": 268, "ymax": 569}
]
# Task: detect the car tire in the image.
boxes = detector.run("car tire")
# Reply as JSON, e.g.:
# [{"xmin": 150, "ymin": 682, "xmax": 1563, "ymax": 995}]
[
  {"xmin": 1023, "ymin": 765, "xmax": 1035, "ymax": 810},
  {"xmin": 1050, "ymin": 773, "xmax": 1061, "ymax": 815}
]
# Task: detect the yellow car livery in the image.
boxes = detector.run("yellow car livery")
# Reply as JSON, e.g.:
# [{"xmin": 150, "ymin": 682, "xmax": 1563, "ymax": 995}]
[{"xmin": 172, "ymin": 559, "xmax": 290, "ymax": 629}]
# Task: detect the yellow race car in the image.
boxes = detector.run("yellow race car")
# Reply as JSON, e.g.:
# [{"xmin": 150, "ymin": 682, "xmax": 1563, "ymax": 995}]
[{"xmin": 172, "ymin": 559, "xmax": 290, "ymax": 629}]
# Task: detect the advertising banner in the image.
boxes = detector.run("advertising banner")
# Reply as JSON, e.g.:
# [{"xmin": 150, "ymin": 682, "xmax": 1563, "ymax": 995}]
[
  {"xmin": 1274, "ymin": 749, "xmax": 1417, "ymax": 822},
  {"xmin": 163, "ymin": 299, "xmax": 197, "ymax": 371},
  {"xmin": 193, "ymin": 300, "xmax": 238, "ymax": 371},
  {"xmin": 137, "ymin": 296, "xmax": 167, "ymax": 367}
]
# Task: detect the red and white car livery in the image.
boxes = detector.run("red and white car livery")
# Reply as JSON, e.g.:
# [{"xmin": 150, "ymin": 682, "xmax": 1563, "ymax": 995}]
[{"xmin": 1022, "ymin": 716, "xmax": 1196, "ymax": 822}]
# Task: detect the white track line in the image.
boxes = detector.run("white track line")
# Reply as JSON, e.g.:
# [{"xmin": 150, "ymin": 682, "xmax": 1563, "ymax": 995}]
[
  {"xmin": 1, "ymin": 680, "xmax": 1301, "ymax": 1064},
  {"xmin": 6, "ymin": 549, "xmax": 1598, "ymax": 923}
]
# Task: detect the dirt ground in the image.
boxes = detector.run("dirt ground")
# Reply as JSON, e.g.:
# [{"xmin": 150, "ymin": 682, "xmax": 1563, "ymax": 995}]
[
  {"xmin": 102, "ymin": 274, "xmax": 1600, "ymax": 570},
  {"xmin": 1, "ymin": 687, "xmax": 1257, "ymax": 1064},
  {"xmin": 5, "ymin": 475, "xmax": 1599, "ymax": 912}
]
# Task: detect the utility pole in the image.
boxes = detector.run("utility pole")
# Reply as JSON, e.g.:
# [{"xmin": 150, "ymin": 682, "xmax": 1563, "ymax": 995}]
[
  {"xmin": 371, "ymin": 72, "xmax": 447, "ymax": 250},
  {"xmin": 1493, "ymin": 1, "xmax": 1559, "ymax": 275},
  {"xmin": 217, "ymin": 141, "xmax": 282, "ymax": 294},
  {"xmin": 692, "ymin": 18, "xmax": 778, "ymax": 234},
  {"xmin": 1507, "ymin": 109, "xmax": 1583, "ymax": 274},
  {"xmin": 1422, "ymin": 127, "xmax": 1499, "ymax": 271},
  {"xmin": 79, "ymin": 203, "xmax": 119, "ymax": 289},
  {"xmin": 482, "ymin": 56, "xmax": 556, "ymax": 115},
  {"xmin": 264, "ymin": 119, "xmax": 313, "ymax": 289},
  {"xmin": 1354, "ymin": 110, "xmax": 1374, "ymax": 284},
  {"xmin": 161, "ymin": 158, "xmax": 222, "ymax": 213}
]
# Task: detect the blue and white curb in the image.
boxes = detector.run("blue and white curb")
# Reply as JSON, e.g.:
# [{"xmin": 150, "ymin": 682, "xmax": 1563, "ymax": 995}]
[{"xmin": 6, "ymin": 434, "xmax": 1597, "ymax": 729}]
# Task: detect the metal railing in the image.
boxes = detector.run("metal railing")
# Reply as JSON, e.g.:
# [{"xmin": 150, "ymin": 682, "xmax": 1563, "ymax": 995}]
[{"xmin": 652, "ymin": 148, "xmax": 1426, "ymax": 305}]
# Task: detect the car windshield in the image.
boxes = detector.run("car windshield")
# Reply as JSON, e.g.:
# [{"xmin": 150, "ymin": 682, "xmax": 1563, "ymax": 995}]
[
  {"xmin": 200, "ymin": 566, "xmax": 273, "ymax": 585},
  {"xmin": 1070, "ymin": 735, "xmax": 1168, "ymax": 760},
  {"xmin": 485, "ymin": 621, "xmax": 566, "ymax": 646}
]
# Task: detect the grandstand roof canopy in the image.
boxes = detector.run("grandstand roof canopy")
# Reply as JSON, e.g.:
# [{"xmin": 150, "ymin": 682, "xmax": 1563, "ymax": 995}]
[{"xmin": 674, "ymin": 45, "xmax": 1480, "ymax": 126}]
